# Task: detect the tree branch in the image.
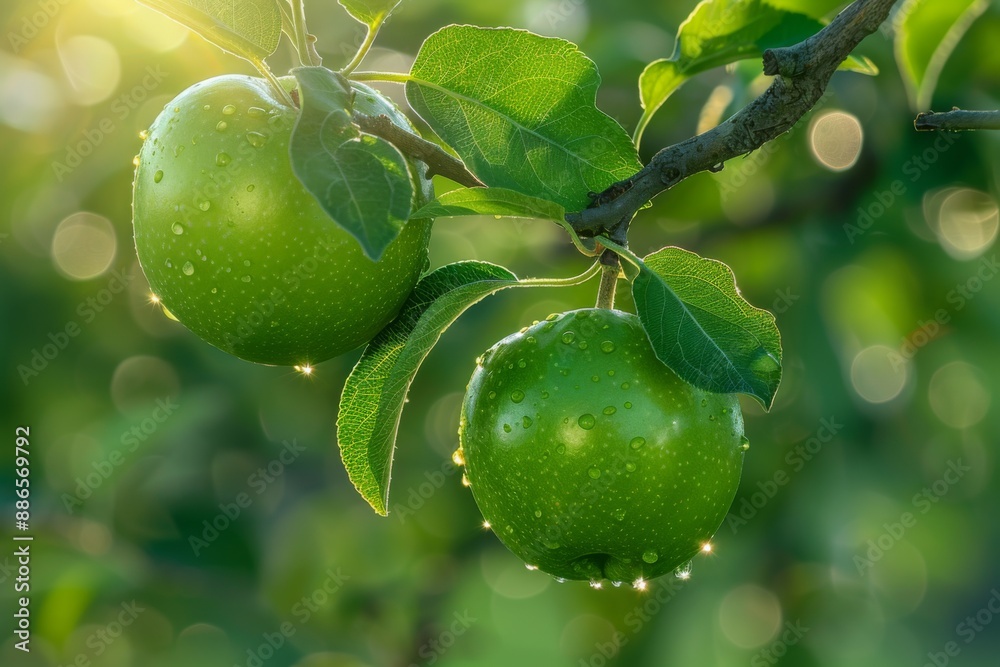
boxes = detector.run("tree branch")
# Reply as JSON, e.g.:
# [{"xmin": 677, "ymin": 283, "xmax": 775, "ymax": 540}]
[
  {"xmin": 915, "ymin": 108, "xmax": 1000, "ymax": 132},
  {"xmin": 354, "ymin": 113, "xmax": 485, "ymax": 188},
  {"xmin": 566, "ymin": 0, "xmax": 898, "ymax": 238}
]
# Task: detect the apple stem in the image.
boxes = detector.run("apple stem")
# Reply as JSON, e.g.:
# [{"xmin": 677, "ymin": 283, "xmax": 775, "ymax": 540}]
[{"xmin": 596, "ymin": 250, "xmax": 619, "ymax": 310}]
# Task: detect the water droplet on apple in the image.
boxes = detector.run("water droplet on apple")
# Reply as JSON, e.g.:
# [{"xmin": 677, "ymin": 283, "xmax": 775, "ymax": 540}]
[
  {"xmin": 600, "ymin": 340, "xmax": 616, "ymax": 353},
  {"xmin": 198, "ymin": 200, "xmax": 211, "ymax": 211},
  {"xmin": 534, "ymin": 509, "xmax": 542, "ymax": 518},
  {"xmin": 561, "ymin": 331, "xmax": 576, "ymax": 344},
  {"xmin": 587, "ymin": 466, "xmax": 601, "ymax": 479},
  {"xmin": 241, "ymin": 275, "xmax": 251, "ymax": 283},
  {"xmin": 503, "ymin": 423, "xmax": 512, "ymax": 433},
  {"xmin": 740, "ymin": 435, "xmax": 750, "ymax": 452},
  {"xmin": 625, "ymin": 462, "xmax": 636, "ymax": 472},
  {"xmin": 630, "ymin": 436, "xmax": 645, "ymax": 450},
  {"xmin": 555, "ymin": 444, "xmax": 566, "ymax": 454},
  {"xmin": 642, "ymin": 550, "xmax": 659, "ymax": 564},
  {"xmin": 153, "ymin": 169, "xmax": 163, "ymax": 183},
  {"xmin": 246, "ymin": 131, "xmax": 267, "ymax": 148},
  {"xmin": 171, "ymin": 222, "xmax": 184, "ymax": 235},
  {"xmin": 181, "ymin": 261, "xmax": 194, "ymax": 276},
  {"xmin": 624, "ymin": 402, "xmax": 632, "ymax": 409},
  {"xmin": 522, "ymin": 416, "xmax": 533, "ymax": 429},
  {"xmin": 222, "ymin": 104, "xmax": 236, "ymax": 115},
  {"xmin": 510, "ymin": 390, "xmax": 525, "ymax": 403},
  {"xmin": 216, "ymin": 152, "xmax": 231, "ymax": 166},
  {"xmin": 674, "ymin": 560, "xmax": 693, "ymax": 579},
  {"xmin": 578, "ymin": 414, "xmax": 596, "ymax": 430},
  {"xmin": 246, "ymin": 184, "xmax": 255, "ymax": 192},
  {"xmin": 247, "ymin": 106, "xmax": 266, "ymax": 117},
  {"xmin": 216, "ymin": 121, "xmax": 228, "ymax": 132},
  {"xmin": 603, "ymin": 406, "xmax": 616, "ymax": 415}
]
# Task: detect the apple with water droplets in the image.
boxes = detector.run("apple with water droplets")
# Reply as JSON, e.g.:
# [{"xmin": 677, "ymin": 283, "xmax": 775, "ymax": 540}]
[
  {"xmin": 132, "ymin": 74, "xmax": 434, "ymax": 365},
  {"xmin": 457, "ymin": 308, "xmax": 747, "ymax": 584}
]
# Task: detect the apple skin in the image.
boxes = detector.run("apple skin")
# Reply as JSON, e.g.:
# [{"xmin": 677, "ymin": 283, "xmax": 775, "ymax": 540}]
[
  {"xmin": 133, "ymin": 75, "xmax": 434, "ymax": 365},
  {"xmin": 458, "ymin": 308, "xmax": 746, "ymax": 583}
]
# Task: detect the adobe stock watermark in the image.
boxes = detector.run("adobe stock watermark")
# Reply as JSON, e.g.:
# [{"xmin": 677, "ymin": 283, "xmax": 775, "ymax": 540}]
[
  {"xmin": 392, "ymin": 457, "xmax": 462, "ymax": 523},
  {"xmin": 727, "ymin": 416, "xmax": 843, "ymax": 534},
  {"xmin": 234, "ymin": 566, "xmax": 350, "ymax": 667},
  {"xmin": 579, "ymin": 576, "xmax": 687, "ymax": 667},
  {"xmin": 188, "ymin": 440, "xmax": 307, "ymax": 556},
  {"xmin": 922, "ymin": 588, "xmax": 1000, "ymax": 667},
  {"xmin": 62, "ymin": 397, "xmax": 179, "ymax": 513},
  {"xmin": 751, "ymin": 620, "xmax": 810, "ymax": 667},
  {"xmin": 407, "ymin": 611, "xmax": 477, "ymax": 667},
  {"xmin": 52, "ymin": 600, "xmax": 145, "ymax": 667},
  {"xmin": 853, "ymin": 459, "xmax": 969, "ymax": 575},
  {"xmin": 843, "ymin": 132, "xmax": 961, "ymax": 243},
  {"xmin": 53, "ymin": 65, "xmax": 169, "ymax": 182},
  {"xmin": 887, "ymin": 254, "xmax": 999, "ymax": 369},
  {"xmin": 17, "ymin": 267, "xmax": 133, "ymax": 386},
  {"xmin": 6, "ymin": 0, "xmax": 70, "ymax": 54}
]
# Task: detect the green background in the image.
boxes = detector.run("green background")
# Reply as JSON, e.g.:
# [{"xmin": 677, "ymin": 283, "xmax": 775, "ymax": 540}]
[{"xmin": 2, "ymin": 1, "xmax": 1000, "ymax": 666}]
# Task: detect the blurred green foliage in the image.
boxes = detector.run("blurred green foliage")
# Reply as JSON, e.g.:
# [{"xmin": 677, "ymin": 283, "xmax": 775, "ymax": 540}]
[{"xmin": 2, "ymin": 1, "xmax": 1000, "ymax": 666}]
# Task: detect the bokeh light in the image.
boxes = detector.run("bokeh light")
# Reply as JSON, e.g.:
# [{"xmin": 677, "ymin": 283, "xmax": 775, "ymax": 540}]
[
  {"xmin": 809, "ymin": 110, "xmax": 863, "ymax": 171},
  {"xmin": 51, "ymin": 211, "xmax": 117, "ymax": 280},
  {"xmin": 850, "ymin": 344, "xmax": 909, "ymax": 404},
  {"xmin": 928, "ymin": 361, "xmax": 991, "ymax": 429},
  {"xmin": 925, "ymin": 187, "xmax": 999, "ymax": 259},
  {"xmin": 717, "ymin": 584, "xmax": 782, "ymax": 649}
]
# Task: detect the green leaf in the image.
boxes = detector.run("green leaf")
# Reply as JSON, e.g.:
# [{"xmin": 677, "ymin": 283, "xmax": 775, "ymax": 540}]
[
  {"xmin": 337, "ymin": 260, "xmax": 601, "ymax": 515},
  {"xmin": 636, "ymin": 0, "xmax": 877, "ymax": 145},
  {"xmin": 137, "ymin": 0, "xmax": 281, "ymax": 62},
  {"xmin": 631, "ymin": 247, "xmax": 782, "ymax": 409},
  {"xmin": 405, "ymin": 26, "xmax": 641, "ymax": 212},
  {"xmin": 290, "ymin": 66, "xmax": 413, "ymax": 261},
  {"xmin": 338, "ymin": 0, "xmax": 402, "ymax": 29},
  {"xmin": 411, "ymin": 188, "xmax": 566, "ymax": 223},
  {"xmin": 762, "ymin": 0, "xmax": 846, "ymax": 18},
  {"xmin": 895, "ymin": 0, "xmax": 987, "ymax": 110}
]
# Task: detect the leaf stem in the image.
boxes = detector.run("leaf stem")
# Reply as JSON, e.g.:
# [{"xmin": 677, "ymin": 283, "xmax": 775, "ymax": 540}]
[
  {"xmin": 351, "ymin": 71, "xmax": 412, "ymax": 84},
  {"xmin": 519, "ymin": 261, "xmax": 602, "ymax": 288},
  {"xmin": 252, "ymin": 58, "xmax": 296, "ymax": 108},
  {"xmin": 342, "ymin": 14, "xmax": 389, "ymax": 76},
  {"xmin": 289, "ymin": 0, "xmax": 322, "ymax": 66}
]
